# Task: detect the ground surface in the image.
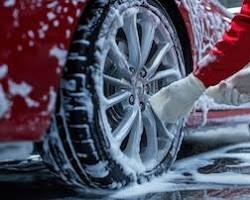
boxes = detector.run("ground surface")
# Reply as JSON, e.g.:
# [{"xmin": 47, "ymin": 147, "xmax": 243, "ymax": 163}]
[{"xmin": 1, "ymin": 125, "xmax": 250, "ymax": 200}]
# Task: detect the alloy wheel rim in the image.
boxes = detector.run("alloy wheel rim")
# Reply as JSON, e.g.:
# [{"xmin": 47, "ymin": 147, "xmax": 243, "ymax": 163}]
[{"xmin": 100, "ymin": 6, "xmax": 184, "ymax": 172}]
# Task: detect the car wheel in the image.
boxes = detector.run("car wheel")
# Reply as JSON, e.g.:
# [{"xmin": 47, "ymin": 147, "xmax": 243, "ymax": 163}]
[{"xmin": 39, "ymin": 0, "xmax": 186, "ymax": 190}]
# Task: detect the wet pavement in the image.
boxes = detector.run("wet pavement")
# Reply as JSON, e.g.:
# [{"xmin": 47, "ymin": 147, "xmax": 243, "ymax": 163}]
[{"xmin": 2, "ymin": 126, "xmax": 250, "ymax": 199}]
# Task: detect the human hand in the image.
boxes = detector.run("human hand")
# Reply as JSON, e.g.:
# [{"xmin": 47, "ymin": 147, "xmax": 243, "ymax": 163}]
[
  {"xmin": 150, "ymin": 74, "xmax": 206, "ymax": 123},
  {"xmin": 206, "ymin": 66, "xmax": 250, "ymax": 106}
]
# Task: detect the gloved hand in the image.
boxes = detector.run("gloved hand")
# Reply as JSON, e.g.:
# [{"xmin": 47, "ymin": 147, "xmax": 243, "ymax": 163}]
[
  {"xmin": 149, "ymin": 74, "xmax": 206, "ymax": 123},
  {"xmin": 205, "ymin": 67, "xmax": 250, "ymax": 106}
]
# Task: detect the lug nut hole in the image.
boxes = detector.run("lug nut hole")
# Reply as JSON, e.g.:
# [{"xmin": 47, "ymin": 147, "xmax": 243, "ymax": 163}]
[
  {"xmin": 129, "ymin": 95, "xmax": 135, "ymax": 105},
  {"xmin": 140, "ymin": 68, "xmax": 147, "ymax": 78},
  {"xmin": 129, "ymin": 67, "xmax": 136, "ymax": 73},
  {"xmin": 140, "ymin": 102, "xmax": 145, "ymax": 111}
]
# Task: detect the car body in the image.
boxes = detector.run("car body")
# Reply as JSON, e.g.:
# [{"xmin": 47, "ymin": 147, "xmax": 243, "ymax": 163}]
[{"xmin": 0, "ymin": 0, "xmax": 249, "ymax": 142}]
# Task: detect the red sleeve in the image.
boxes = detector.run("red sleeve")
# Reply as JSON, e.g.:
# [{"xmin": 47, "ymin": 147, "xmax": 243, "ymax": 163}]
[{"xmin": 194, "ymin": 0, "xmax": 250, "ymax": 87}]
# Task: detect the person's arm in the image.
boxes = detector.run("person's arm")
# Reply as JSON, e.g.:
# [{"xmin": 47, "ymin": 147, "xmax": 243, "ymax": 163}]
[
  {"xmin": 150, "ymin": 0, "xmax": 250, "ymax": 123},
  {"xmin": 194, "ymin": 0, "xmax": 250, "ymax": 87}
]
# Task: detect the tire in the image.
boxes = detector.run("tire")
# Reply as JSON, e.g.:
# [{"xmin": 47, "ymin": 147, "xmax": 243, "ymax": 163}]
[{"xmin": 39, "ymin": 0, "xmax": 187, "ymax": 190}]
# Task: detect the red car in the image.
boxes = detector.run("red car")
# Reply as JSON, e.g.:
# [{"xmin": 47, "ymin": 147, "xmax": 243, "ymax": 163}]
[{"xmin": 0, "ymin": 0, "xmax": 249, "ymax": 190}]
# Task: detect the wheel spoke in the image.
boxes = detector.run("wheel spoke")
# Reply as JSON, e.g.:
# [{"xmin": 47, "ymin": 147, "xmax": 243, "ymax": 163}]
[
  {"xmin": 103, "ymin": 74, "xmax": 131, "ymax": 89},
  {"xmin": 123, "ymin": 11, "xmax": 141, "ymax": 67},
  {"xmin": 114, "ymin": 107, "xmax": 139, "ymax": 146},
  {"xmin": 109, "ymin": 40, "xmax": 131, "ymax": 77},
  {"xmin": 153, "ymin": 109, "xmax": 174, "ymax": 150},
  {"xmin": 105, "ymin": 90, "xmax": 131, "ymax": 108},
  {"xmin": 142, "ymin": 106, "xmax": 158, "ymax": 164},
  {"xmin": 147, "ymin": 43, "xmax": 173, "ymax": 78},
  {"xmin": 149, "ymin": 68, "xmax": 181, "ymax": 82},
  {"xmin": 140, "ymin": 16, "xmax": 157, "ymax": 67},
  {"xmin": 124, "ymin": 109, "xmax": 143, "ymax": 161}
]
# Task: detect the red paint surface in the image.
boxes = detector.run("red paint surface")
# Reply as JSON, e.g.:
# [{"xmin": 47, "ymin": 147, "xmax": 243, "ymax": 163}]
[{"xmin": 0, "ymin": 1, "xmax": 88, "ymax": 141}]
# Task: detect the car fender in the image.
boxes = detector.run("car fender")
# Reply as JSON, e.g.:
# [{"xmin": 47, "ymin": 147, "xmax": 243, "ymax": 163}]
[{"xmin": 0, "ymin": 1, "xmax": 89, "ymax": 140}]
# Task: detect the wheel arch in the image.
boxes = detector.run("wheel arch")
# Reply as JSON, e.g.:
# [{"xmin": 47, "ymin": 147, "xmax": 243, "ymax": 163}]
[{"xmin": 157, "ymin": 0, "xmax": 193, "ymax": 74}]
